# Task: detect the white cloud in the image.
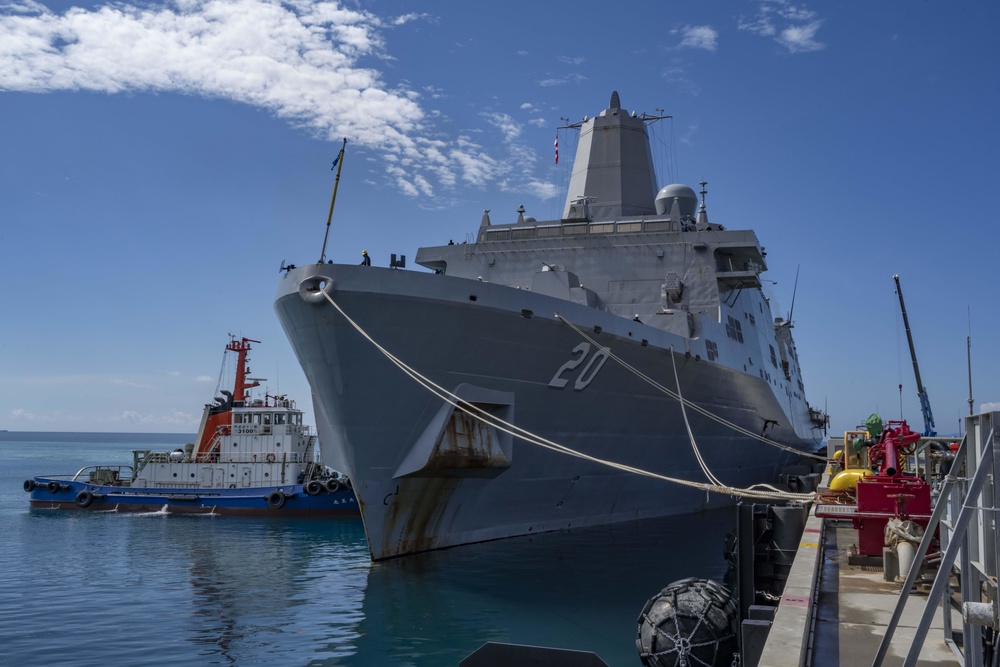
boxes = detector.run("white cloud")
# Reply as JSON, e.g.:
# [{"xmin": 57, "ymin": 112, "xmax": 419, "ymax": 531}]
[
  {"xmin": 981, "ymin": 402, "xmax": 1000, "ymax": 413},
  {"xmin": 556, "ymin": 55, "xmax": 583, "ymax": 66},
  {"xmin": 676, "ymin": 25, "xmax": 718, "ymax": 52},
  {"xmin": 538, "ymin": 72, "xmax": 586, "ymax": 87},
  {"xmin": 0, "ymin": 0, "xmax": 528, "ymax": 200},
  {"xmin": 738, "ymin": 1, "xmax": 825, "ymax": 53},
  {"xmin": 11, "ymin": 407, "xmax": 36, "ymax": 420},
  {"xmin": 777, "ymin": 21, "xmax": 825, "ymax": 53},
  {"xmin": 391, "ymin": 12, "xmax": 427, "ymax": 27},
  {"xmin": 195, "ymin": 375, "xmax": 214, "ymax": 382},
  {"xmin": 483, "ymin": 111, "xmax": 521, "ymax": 144},
  {"xmin": 662, "ymin": 60, "xmax": 700, "ymax": 96}
]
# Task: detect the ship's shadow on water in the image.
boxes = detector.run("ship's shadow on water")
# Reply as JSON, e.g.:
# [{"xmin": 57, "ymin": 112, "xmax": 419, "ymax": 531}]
[{"xmin": 343, "ymin": 509, "xmax": 733, "ymax": 667}]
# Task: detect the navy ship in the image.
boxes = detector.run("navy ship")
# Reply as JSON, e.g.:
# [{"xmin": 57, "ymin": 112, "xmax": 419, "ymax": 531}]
[{"xmin": 275, "ymin": 92, "xmax": 825, "ymax": 560}]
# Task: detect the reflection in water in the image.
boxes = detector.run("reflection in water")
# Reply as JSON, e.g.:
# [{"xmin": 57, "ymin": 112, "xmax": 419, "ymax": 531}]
[
  {"xmin": 120, "ymin": 516, "xmax": 372, "ymax": 665},
  {"xmin": 345, "ymin": 510, "xmax": 733, "ymax": 667},
  {"xmin": 3, "ymin": 435, "xmax": 734, "ymax": 667}
]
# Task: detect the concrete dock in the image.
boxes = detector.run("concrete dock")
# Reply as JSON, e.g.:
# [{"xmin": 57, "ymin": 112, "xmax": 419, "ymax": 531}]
[{"xmin": 757, "ymin": 504, "xmax": 962, "ymax": 666}]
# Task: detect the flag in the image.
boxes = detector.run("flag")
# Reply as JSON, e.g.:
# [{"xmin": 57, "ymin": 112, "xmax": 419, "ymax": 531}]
[
  {"xmin": 554, "ymin": 134, "xmax": 559, "ymax": 164},
  {"xmin": 331, "ymin": 154, "xmax": 340, "ymax": 170}
]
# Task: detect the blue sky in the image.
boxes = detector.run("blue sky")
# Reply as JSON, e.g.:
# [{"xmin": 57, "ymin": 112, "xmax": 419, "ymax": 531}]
[{"xmin": 1, "ymin": 0, "xmax": 997, "ymax": 437}]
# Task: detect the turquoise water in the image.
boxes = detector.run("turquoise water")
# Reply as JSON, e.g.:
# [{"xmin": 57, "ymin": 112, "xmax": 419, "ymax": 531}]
[{"xmin": 0, "ymin": 432, "xmax": 732, "ymax": 666}]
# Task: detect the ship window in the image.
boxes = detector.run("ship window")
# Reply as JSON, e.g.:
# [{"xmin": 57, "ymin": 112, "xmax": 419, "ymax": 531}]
[
  {"xmin": 769, "ymin": 345, "xmax": 777, "ymax": 368},
  {"xmin": 617, "ymin": 222, "xmax": 642, "ymax": 233},
  {"xmin": 644, "ymin": 221, "xmax": 671, "ymax": 232},
  {"xmin": 263, "ymin": 414, "xmax": 272, "ymax": 425},
  {"xmin": 252, "ymin": 414, "xmax": 261, "ymax": 424},
  {"xmin": 589, "ymin": 223, "xmax": 614, "ymax": 234},
  {"xmin": 274, "ymin": 414, "xmax": 285, "ymax": 425},
  {"xmin": 485, "ymin": 229, "xmax": 510, "ymax": 241},
  {"xmin": 725, "ymin": 316, "xmax": 744, "ymax": 343},
  {"xmin": 536, "ymin": 225, "xmax": 561, "ymax": 237},
  {"xmin": 706, "ymin": 340, "xmax": 719, "ymax": 361},
  {"xmin": 511, "ymin": 227, "xmax": 535, "ymax": 239},
  {"xmin": 562, "ymin": 223, "xmax": 588, "ymax": 236}
]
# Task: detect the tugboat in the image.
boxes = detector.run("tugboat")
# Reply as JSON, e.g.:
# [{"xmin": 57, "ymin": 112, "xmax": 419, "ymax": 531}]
[{"xmin": 24, "ymin": 336, "xmax": 359, "ymax": 517}]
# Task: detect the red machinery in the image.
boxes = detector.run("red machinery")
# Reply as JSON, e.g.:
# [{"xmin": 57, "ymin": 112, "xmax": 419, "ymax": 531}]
[{"xmin": 818, "ymin": 420, "xmax": 933, "ymax": 556}]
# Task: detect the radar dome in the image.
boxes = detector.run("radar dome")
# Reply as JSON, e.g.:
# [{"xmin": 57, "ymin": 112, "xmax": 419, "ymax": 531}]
[{"xmin": 655, "ymin": 184, "xmax": 698, "ymax": 218}]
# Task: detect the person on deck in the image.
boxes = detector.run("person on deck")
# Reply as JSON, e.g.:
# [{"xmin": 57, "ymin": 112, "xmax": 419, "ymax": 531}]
[{"xmin": 360, "ymin": 250, "xmax": 371, "ymax": 266}]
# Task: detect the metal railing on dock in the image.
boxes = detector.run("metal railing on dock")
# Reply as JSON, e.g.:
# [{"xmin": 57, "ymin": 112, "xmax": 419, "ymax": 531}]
[{"xmin": 875, "ymin": 411, "xmax": 1000, "ymax": 666}]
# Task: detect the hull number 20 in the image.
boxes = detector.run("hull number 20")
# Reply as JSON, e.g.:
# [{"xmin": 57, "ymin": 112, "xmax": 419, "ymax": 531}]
[{"xmin": 548, "ymin": 342, "xmax": 609, "ymax": 390}]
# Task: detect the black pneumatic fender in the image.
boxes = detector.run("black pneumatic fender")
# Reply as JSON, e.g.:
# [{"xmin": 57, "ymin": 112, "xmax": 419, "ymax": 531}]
[
  {"xmin": 267, "ymin": 490, "xmax": 286, "ymax": 509},
  {"xmin": 46, "ymin": 481, "xmax": 61, "ymax": 494},
  {"xmin": 305, "ymin": 480, "xmax": 322, "ymax": 496},
  {"xmin": 23, "ymin": 479, "xmax": 36, "ymax": 492},
  {"xmin": 325, "ymin": 479, "xmax": 342, "ymax": 494},
  {"xmin": 75, "ymin": 490, "xmax": 94, "ymax": 508}
]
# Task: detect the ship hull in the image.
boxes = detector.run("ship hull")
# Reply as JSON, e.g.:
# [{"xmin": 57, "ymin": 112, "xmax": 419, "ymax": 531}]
[
  {"xmin": 276, "ymin": 265, "xmax": 821, "ymax": 560},
  {"xmin": 27, "ymin": 477, "xmax": 359, "ymax": 518}
]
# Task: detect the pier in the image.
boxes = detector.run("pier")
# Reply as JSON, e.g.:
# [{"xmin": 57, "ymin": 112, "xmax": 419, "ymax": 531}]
[{"xmin": 750, "ymin": 411, "xmax": 1000, "ymax": 666}]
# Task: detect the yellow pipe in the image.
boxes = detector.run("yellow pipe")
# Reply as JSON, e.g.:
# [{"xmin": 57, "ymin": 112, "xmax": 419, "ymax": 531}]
[{"xmin": 829, "ymin": 468, "xmax": 872, "ymax": 491}]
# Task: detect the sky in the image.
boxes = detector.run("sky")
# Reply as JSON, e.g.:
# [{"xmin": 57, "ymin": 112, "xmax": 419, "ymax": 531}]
[{"xmin": 1, "ymin": 0, "xmax": 997, "ymax": 438}]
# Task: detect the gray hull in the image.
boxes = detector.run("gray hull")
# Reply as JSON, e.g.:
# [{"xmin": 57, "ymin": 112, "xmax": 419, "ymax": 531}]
[{"xmin": 275, "ymin": 264, "xmax": 818, "ymax": 560}]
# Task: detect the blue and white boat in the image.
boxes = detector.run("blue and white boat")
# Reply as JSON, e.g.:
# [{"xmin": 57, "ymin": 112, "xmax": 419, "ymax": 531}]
[{"xmin": 24, "ymin": 336, "xmax": 359, "ymax": 517}]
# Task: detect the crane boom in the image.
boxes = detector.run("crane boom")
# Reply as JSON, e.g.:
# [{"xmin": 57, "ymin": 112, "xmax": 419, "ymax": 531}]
[{"xmin": 893, "ymin": 274, "xmax": 936, "ymax": 436}]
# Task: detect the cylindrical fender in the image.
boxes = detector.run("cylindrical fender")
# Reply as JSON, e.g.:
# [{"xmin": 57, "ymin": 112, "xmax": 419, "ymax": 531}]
[
  {"xmin": 325, "ymin": 479, "xmax": 342, "ymax": 494},
  {"xmin": 46, "ymin": 481, "xmax": 62, "ymax": 494},
  {"xmin": 23, "ymin": 479, "xmax": 36, "ymax": 492},
  {"xmin": 305, "ymin": 480, "xmax": 322, "ymax": 496}
]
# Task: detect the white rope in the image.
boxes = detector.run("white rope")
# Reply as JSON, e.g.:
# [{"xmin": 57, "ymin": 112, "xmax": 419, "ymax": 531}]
[
  {"xmin": 318, "ymin": 290, "xmax": 816, "ymax": 502},
  {"xmin": 670, "ymin": 346, "xmax": 726, "ymax": 487},
  {"xmin": 555, "ymin": 314, "xmax": 827, "ymax": 462}
]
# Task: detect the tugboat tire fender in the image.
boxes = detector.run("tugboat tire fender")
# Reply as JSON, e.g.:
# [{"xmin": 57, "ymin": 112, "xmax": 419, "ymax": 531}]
[
  {"xmin": 325, "ymin": 479, "xmax": 342, "ymax": 494},
  {"xmin": 267, "ymin": 490, "xmax": 286, "ymax": 509},
  {"xmin": 23, "ymin": 479, "xmax": 36, "ymax": 492},
  {"xmin": 76, "ymin": 490, "xmax": 94, "ymax": 508},
  {"xmin": 298, "ymin": 275, "xmax": 335, "ymax": 304},
  {"xmin": 46, "ymin": 481, "xmax": 61, "ymax": 494},
  {"xmin": 305, "ymin": 480, "xmax": 322, "ymax": 496}
]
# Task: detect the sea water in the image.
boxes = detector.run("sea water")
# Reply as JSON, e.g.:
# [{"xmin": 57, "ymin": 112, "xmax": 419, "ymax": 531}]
[{"xmin": 0, "ymin": 432, "xmax": 733, "ymax": 666}]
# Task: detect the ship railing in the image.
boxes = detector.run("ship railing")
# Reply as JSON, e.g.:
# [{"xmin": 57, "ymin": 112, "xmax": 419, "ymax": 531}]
[
  {"xmin": 478, "ymin": 218, "xmax": 681, "ymax": 243},
  {"xmin": 191, "ymin": 453, "xmax": 310, "ymax": 465},
  {"xmin": 66, "ymin": 465, "xmax": 134, "ymax": 485}
]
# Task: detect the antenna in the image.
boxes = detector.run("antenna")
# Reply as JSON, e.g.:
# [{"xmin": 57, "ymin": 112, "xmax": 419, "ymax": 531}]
[
  {"xmin": 967, "ymin": 307, "xmax": 974, "ymax": 416},
  {"xmin": 319, "ymin": 138, "xmax": 348, "ymax": 264},
  {"xmin": 787, "ymin": 265, "xmax": 800, "ymax": 325}
]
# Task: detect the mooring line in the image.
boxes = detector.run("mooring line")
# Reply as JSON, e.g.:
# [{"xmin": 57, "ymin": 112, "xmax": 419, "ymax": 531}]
[{"xmin": 318, "ymin": 290, "xmax": 816, "ymax": 502}]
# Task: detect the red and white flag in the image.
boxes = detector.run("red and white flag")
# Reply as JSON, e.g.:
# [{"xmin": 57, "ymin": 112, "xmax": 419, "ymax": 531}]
[{"xmin": 554, "ymin": 134, "xmax": 559, "ymax": 164}]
